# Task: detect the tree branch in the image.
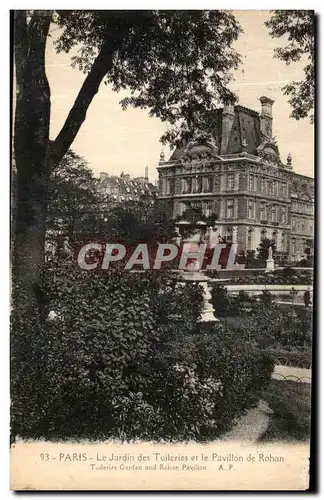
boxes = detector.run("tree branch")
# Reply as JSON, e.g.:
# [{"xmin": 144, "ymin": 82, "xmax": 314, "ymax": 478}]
[{"xmin": 50, "ymin": 46, "xmax": 114, "ymax": 169}]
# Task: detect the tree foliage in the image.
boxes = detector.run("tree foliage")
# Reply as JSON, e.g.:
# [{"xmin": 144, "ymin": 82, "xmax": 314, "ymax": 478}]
[
  {"xmin": 47, "ymin": 150, "xmax": 99, "ymax": 239},
  {"xmin": 257, "ymin": 237, "xmax": 276, "ymax": 261},
  {"xmin": 265, "ymin": 10, "xmax": 315, "ymax": 122},
  {"xmin": 13, "ymin": 10, "xmax": 242, "ymax": 310},
  {"xmin": 54, "ymin": 10, "xmax": 242, "ymax": 147}
]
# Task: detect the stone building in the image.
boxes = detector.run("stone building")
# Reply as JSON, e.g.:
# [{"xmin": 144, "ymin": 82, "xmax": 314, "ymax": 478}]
[
  {"xmin": 157, "ymin": 97, "xmax": 314, "ymax": 262},
  {"xmin": 97, "ymin": 169, "xmax": 159, "ymax": 213}
]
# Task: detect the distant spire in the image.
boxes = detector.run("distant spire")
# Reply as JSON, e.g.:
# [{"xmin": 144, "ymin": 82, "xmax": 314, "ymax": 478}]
[{"xmin": 145, "ymin": 165, "xmax": 149, "ymax": 181}]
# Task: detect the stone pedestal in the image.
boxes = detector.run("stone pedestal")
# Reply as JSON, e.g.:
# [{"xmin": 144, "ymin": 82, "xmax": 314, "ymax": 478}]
[
  {"xmin": 181, "ymin": 271, "xmax": 218, "ymax": 322},
  {"xmin": 265, "ymin": 258, "xmax": 275, "ymax": 272},
  {"xmin": 265, "ymin": 246, "xmax": 275, "ymax": 273},
  {"xmin": 199, "ymin": 280, "xmax": 217, "ymax": 322}
]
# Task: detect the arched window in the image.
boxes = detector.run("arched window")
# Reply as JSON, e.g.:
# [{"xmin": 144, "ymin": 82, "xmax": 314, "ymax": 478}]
[
  {"xmin": 261, "ymin": 229, "xmax": 267, "ymax": 240},
  {"xmin": 226, "ymin": 227, "xmax": 233, "ymax": 243}
]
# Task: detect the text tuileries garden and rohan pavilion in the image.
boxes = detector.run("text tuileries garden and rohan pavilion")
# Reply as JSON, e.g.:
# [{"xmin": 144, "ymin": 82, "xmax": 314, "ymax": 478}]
[{"xmin": 157, "ymin": 97, "xmax": 314, "ymax": 263}]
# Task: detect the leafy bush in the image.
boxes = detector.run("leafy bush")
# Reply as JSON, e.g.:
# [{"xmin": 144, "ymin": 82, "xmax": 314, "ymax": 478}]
[
  {"xmin": 11, "ymin": 266, "xmax": 274, "ymax": 442},
  {"xmin": 210, "ymin": 285, "xmax": 257, "ymax": 317}
]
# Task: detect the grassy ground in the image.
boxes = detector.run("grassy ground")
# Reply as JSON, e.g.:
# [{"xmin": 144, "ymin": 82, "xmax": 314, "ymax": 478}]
[{"xmin": 259, "ymin": 380, "xmax": 311, "ymax": 443}]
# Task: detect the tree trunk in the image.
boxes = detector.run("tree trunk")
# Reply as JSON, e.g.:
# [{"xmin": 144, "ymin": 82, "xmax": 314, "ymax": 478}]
[
  {"xmin": 13, "ymin": 11, "xmax": 52, "ymax": 311},
  {"xmin": 13, "ymin": 12, "xmax": 114, "ymax": 313}
]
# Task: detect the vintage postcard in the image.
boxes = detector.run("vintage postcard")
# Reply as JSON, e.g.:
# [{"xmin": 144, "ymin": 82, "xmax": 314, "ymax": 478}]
[{"xmin": 10, "ymin": 9, "xmax": 314, "ymax": 491}]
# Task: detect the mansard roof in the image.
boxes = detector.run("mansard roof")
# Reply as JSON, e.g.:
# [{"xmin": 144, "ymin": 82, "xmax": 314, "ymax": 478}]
[{"xmin": 169, "ymin": 104, "xmax": 273, "ymax": 161}]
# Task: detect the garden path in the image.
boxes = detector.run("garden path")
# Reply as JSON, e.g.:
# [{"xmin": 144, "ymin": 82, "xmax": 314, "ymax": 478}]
[
  {"xmin": 222, "ymin": 400, "xmax": 271, "ymax": 443},
  {"xmin": 272, "ymin": 365, "xmax": 312, "ymax": 384}
]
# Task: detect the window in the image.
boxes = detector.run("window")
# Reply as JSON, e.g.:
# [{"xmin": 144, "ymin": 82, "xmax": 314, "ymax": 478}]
[
  {"xmin": 268, "ymin": 181, "xmax": 273, "ymax": 195},
  {"xmin": 248, "ymin": 199, "xmax": 254, "ymax": 219},
  {"xmin": 249, "ymin": 174, "xmax": 254, "ymax": 191},
  {"xmin": 227, "ymin": 173, "xmax": 234, "ymax": 190},
  {"xmin": 214, "ymin": 176, "xmax": 220, "ymax": 192},
  {"xmin": 175, "ymin": 179, "xmax": 181, "ymax": 194},
  {"xmin": 203, "ymin": 201, "xmax": 212, "ymax": 217},
  {"xmin": 226, "ymin": 199, "xmax": 234, "ymax": 218},
  {"xmin": 203, "ymin": 177, "xmax": 211, "ymax": 192},
  {"xmin": 182, "ymin": 178, "xmax": 191, "ymax": 194},
  {"xmin": 271, "ymin": 205, "xmax": 276, "ymax": 222},
  {"xmin": 261, "ymin": 178, "xmax": 265, "ymax": 193},
  {"xmin": 281, "ymin": 206, "xmax": 287, "ymax": 224},
  {"xmin": 192, "ymin": 176, "xmax": 199, "ymax": 193},
  {"xmin": 292, "ymin": 239, "xmax": 296, "ymax": 254},
  {"xmin": 261, "ymin": 229, "xmax": 267, "ymax": 240},
  {"xmin": 273, "ymin": 181, "xmax": 277, "ymax": 196},
  {"xmin": 260, "ymin": 203, "xmax": 266, "ymax": 221},
  {"xmin": 226, "ymin": 227, "xmax": 233, "ymax": 242}
]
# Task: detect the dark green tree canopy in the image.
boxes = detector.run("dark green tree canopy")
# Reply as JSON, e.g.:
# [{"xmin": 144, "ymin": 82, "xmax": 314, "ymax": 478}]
[
  {"xmin": 54, "ymin": 10, "xmax": 242, "ymax": 148},
  {"xmin": 13, "ymin": 9, "xmax": 242, "ymax": 310},
  {"xmin": 47, "ymin": 149, "xmax": 99, "ymax": 239},
  {"xmin": 257, "ymin": 237, "xmax": 276, "ymax": 261},
  {"xmin": 265, "ymin": 10, "xmax": 315, "ymax": 122}
]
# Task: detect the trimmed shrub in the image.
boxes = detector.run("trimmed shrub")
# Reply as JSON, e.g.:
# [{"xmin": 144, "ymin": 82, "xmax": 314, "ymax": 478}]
[
  {"xmin": 222, "ymin": 267, "xmax": 313, "ymax": 285},
  {"xmin": 262, "ymin": 347, "xmax": 312, "ymax": 369},
  {"xmin": 224, "ymin": 304, "xmax": 313, "ymax": 350},
  {"xmin": 11, "ymin": 266, "xmax": 274, "ymax": 442}
]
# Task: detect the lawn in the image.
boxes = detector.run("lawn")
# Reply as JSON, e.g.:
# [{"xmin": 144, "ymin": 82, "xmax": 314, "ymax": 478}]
[{"xmin": 259, "ymin": 380, "xmax": 312, "ymax": 443}]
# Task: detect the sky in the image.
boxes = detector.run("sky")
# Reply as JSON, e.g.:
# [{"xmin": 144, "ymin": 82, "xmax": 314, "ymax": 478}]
[{"xmin": 46, "ymin": 10, "xmax": 314, "ymax": 182}]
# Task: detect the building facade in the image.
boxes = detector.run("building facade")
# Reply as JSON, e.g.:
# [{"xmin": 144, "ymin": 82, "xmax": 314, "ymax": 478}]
[
  {"xmin": 157, "ymin": 97, "xmax": 314, "ymax": 262},
  {"xmin": 97, "ymin": 170, "xmax": 159, "ymax": 213}
]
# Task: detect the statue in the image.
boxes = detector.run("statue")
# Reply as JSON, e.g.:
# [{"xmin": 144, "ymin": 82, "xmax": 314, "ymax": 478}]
[
  {"xmin": 160, "ymin": 151, "xmax": 165, "ymax": 162},
  {"xmin": 265, "ymin": 244, "xmax": 274, "ymax": 272}
]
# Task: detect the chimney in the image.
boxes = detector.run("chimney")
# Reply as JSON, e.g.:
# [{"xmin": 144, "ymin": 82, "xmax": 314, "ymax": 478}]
[
  {"xmin": 259, "ymin": 96, "xmax": 274, "ymax": 138},
  {"xmin": 145, "ymin": 166, "xmax": 149, "ymax": 181},
  {"xmin": 220, "ymin": 102, "xmax": 235, "ymax": 154},
  {"xmin": 99, "ymin": 172, "xmax": 109, "ymax": 182}
]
